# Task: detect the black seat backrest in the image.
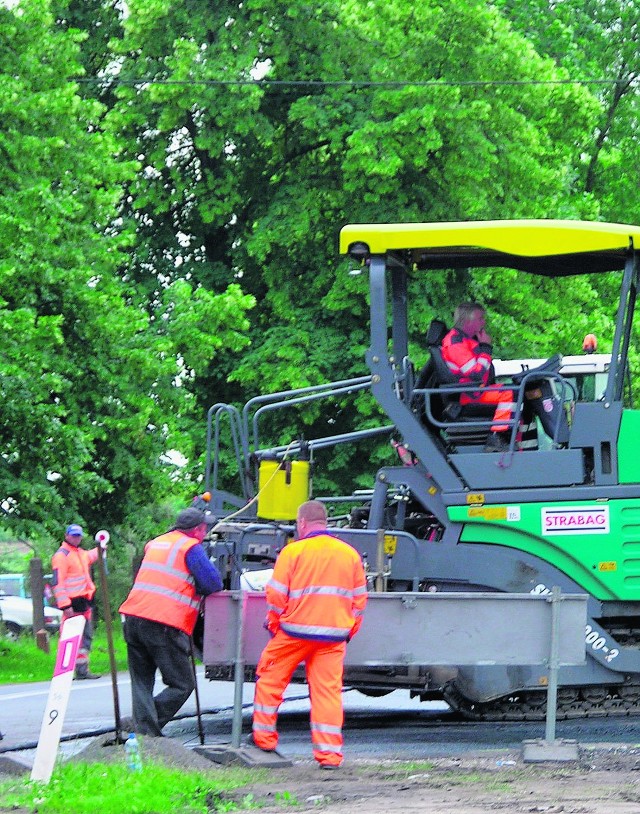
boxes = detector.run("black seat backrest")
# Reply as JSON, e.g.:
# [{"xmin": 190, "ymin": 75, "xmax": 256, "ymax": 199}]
[
  {"xmin": 426, "ymin": 318, "xmax": 448, "ymax": 347},
  {"xmin": 415, "ymin": 319, "xmax": 457, "ymax": 390},
  {"xmin": 412, "ymin": 320, "xmax": 455, "ymax": 424}
]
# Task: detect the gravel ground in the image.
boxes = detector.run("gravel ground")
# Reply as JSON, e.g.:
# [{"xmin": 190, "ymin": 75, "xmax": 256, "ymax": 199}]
[{"xmin": 223, "ymin": 745, "xmax": 640, "ymax": 813}]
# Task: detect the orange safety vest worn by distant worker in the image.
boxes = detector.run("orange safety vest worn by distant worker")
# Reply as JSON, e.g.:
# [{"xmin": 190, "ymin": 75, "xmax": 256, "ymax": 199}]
[
  {"xmin": 119, "ymin": 531, "xmax": 202, "ymax": 635},
  {"xmin": 265, "ymin": 531, "xmax": 368, "ymax": 640},
  {"xmin": 51, "ymin": 542, "xmax": 98, "ymax": 609}
]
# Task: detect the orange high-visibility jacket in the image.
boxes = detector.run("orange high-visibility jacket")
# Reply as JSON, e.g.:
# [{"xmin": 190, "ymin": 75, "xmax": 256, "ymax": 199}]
[
  {"xmin": 441, "ymin": 328, "xmax": 493, "ymax": 385},
  {"xmin": 265, "ymin": 531, "xmax": 368, "ymax": 641},
  {"xmin": 51, "ymin": 542, "xmax": 98, "ymax": 609},
  {"xmin": 119, "ymin": 531, "xmax": 201, "ymax": 635}
]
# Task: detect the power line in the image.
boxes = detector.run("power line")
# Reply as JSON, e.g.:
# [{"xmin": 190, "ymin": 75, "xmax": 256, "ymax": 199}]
[{"xmin": 75, "ymin": 76, "xmax": 636, "ymax": 89}]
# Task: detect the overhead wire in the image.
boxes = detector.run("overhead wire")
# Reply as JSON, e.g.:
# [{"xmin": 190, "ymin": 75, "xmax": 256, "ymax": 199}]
[
  {"xmin": 72, "ymin": 76, "xmax": 637, "ymax": 88},
  {"xmin": 74, "ymin": 76, "xmax": 637, "ymax": 89}
]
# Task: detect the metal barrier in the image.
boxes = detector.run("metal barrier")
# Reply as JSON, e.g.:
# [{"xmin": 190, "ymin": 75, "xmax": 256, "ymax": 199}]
[{"xmin": 202, "ymin": 587, "xmax": 587, "ymax": 762}]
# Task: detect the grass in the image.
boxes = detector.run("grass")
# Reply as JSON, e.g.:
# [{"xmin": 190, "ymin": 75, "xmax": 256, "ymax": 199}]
[
  {"xmin": 0, "ymin": 628, "xmax": 277, "ymax": 813},
  {"xmin": 273, "ymin": 790, "xmax": 299, "ymax": 806},
  {"xmin": 0, "ymin": 625, "xmax": 128, "ymax": 683},
  {"xmin": 446, "ymin": 770, "xmax": 517, "ymax": 791},
  {"xmin": 0, "ymin": 760, "xmax": 263, "ymax": 814}
]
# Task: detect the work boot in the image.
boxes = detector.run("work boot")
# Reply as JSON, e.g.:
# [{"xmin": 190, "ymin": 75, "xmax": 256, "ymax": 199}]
[
  {"xmin": 319, "ymin": 762, "xmax": 342, "ymax": 770},
  {"xmin": 483, "ymin": 433, "xmax": 510, "ymax": 453},
  {"xmin": 244, "ymin": 733, "xmax": 275, "ymax": 752},
  {"xmin": 74, "ymin": 671, "xmax": 101, "ymax": 680}
]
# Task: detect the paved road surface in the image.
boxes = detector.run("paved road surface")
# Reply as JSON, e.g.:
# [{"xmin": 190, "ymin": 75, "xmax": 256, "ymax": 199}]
[
  {"xmin": 0, "ymin": 670, "xmax": 441, "ymax": 758},
  {"xmin": 2, "ymin": 671, "xmax": 639, "ymax": 768}
]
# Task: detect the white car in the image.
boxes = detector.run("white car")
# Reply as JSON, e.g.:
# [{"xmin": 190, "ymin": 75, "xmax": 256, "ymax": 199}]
[{"xmin": 0, "ymin": 594, "xmax": 63, "ymax": 640}]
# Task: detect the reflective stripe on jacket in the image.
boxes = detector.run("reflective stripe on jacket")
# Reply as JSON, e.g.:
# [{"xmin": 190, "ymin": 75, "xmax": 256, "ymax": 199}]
[
  {"xmin": 441, "ymin": 327, "xmax": 493, "ymax": 385},
  {"xmin": 265, "ymin": 531, "xmax": 368, "ymax": 642},
  {"xmin": 51, "ymin": 542, "xmax": 98, "ymax": 608},
  {"xmin": 119, "ymin": 531, "xmax": 201, "ymax": 635}
]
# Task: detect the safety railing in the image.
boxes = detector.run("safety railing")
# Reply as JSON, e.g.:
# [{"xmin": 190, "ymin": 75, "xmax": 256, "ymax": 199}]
[
  {"xmin": 413, "ymin": 370, "xmax": 577, "ymax": 451},
  {"xmin": 205, "ymin": 375, "xmax": 395, "ymax": 515}
]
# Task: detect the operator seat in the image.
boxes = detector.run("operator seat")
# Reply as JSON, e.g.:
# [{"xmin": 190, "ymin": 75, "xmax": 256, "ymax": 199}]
[
  {"xmin": 413, "ymin": 321, "xmax": 571, "ymax": 450},
  {"xmin": 412, "ymin": 319, "xmax": 453, "ymax": 421},
  {"xmin": 412, "ymin": 319, "xmax": 495, "ymax": 447}
]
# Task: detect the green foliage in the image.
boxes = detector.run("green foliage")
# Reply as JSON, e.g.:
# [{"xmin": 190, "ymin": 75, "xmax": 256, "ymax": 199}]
[
  {"xmin": 0, "ymin": 0, "xmax": 637, "ymax": 513},
  {"xmin": 0, "ymin": 538, "xmax": 32, "ymax": 574},
  {"xmin": 0, "ymin": 760, "xmax": 260, "ymax": 814},
  {"xmin": 273, "ymin": 790, "xmax": 299, "ymax": 806},
  {"xmin": 494, "ymin": 0, "xmax": 640, "ymax": 222},
  {"xmin": 0, "ymin": 0, "xmax": 255, "ymax": 542},
  {"xmin": 338, "ymin": 0, "xmax": 598, "ymax": 220},
  {"xmin": 469, "ymin": 268, "xmax": 618, "ymax": 360},
  {"xmin": 0, "ymin": 625, "xmax": 128, "ymax": 683},
  {"xmin": 0, "ymin": 0, "xmax": 161, "ymax": 535},
  {"xmin": 81, "ymin": 0, "xmax": 607, "ymax": 495}
]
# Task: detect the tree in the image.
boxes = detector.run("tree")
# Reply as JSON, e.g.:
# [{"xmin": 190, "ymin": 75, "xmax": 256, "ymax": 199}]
[
  {"xmin": 491, "ymin": 0, "xmax": 640, "ymax": 386},
  {"xmin": 48, "ymin": 0, "xmax": 616, "ymax": 498},
  {"xmin": 493, "ymin": 0, "xmax": 640, "ymax": 223},
  {"xmin": 0, "ymin": 0, "xmax": 254, "ymax": 540},
  {"xmin": 63, "ymin": 0, "xmax": 603, "ymax": 494}
]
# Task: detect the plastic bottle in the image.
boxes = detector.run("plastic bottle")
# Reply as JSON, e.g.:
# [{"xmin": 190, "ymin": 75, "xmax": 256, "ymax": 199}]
[{"xmin": 124, "ymin": 732, "xmax": 142, "ymax": 772}]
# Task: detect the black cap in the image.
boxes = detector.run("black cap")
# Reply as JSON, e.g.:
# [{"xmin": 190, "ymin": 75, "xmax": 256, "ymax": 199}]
[{"xmin": 173, "ymin": 507, "xmax": 207, "ymax": 530}]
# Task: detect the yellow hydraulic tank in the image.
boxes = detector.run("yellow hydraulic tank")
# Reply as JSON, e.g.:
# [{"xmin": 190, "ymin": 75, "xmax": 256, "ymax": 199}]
[{"xmin": 257, "ymin": 458, "xmax": 310, "ymax": 520}]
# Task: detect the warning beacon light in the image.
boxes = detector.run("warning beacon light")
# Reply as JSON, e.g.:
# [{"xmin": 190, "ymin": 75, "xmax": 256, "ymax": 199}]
[{"xmin": 583, "ymin": 333, "xmax": 598, "ymax": 354}]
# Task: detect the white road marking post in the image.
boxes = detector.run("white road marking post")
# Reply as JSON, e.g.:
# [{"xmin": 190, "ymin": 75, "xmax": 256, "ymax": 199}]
[{"xmin": 30, "ymin": 614, "xmax": 86, "ymax": 783}]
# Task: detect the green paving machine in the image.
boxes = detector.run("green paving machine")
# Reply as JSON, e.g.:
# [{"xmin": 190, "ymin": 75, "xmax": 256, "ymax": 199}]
[{"xmin": 203, "ymin": 219, "xmax": 640, "ymax": 719}]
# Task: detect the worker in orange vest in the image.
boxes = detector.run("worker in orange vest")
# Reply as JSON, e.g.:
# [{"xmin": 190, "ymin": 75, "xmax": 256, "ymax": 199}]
[
  {"xmin": 119, "ymin": 507, "xmax": 223, "ymax": 736},
  {"xmin": 250, "ymin": 500, "xmax": 368, "ymax": 769},
  {"xmin": 441, "ymin": 302, "xmax": 516, "ymax": 452},
  {"xmin": 51, "ymin": 523, "xmax": 103, "ymax": 680}
]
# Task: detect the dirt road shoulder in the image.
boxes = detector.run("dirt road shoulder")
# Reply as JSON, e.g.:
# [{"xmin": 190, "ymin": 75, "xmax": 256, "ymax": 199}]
[{"xmin": 223, "ymin": 745, "xmax": 640, "ymax": 813}]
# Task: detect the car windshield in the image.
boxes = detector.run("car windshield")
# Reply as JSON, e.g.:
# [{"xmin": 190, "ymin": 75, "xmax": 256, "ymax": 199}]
[{"xmin": 0, "ymin": 575, "xmax": 26, "ymax": 597}]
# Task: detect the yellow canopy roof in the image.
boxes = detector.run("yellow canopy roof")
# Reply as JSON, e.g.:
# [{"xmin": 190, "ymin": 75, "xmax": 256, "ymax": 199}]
[{"xmin": 339, "ymin": 220, "xmax": 640, "ymax": 274}]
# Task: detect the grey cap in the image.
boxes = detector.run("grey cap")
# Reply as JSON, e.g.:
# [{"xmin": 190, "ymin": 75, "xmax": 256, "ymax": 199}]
[{"xmin": 173, "ymin": 507, "xmax": 207, "ymax": 530}]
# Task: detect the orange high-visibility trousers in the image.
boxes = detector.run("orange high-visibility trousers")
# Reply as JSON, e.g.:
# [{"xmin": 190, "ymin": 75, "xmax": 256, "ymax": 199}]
[
  {"xmin": 252, "ymin": 631, "xmax": 346, "ymax": 767},
  {"xmin": 461, "ymin": 386, "xmax": 515, "ymax": 433}
]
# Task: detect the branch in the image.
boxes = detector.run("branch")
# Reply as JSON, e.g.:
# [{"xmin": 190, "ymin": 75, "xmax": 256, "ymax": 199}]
[{"xmin": 585, "ymin": 66, "xmax": 635, "ymax": 193}]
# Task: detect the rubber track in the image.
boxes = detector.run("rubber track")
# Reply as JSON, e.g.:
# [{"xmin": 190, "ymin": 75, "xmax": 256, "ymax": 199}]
[{"xmin": 442, "ymin": 681, "xmax": 640, "ymax": 721}]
